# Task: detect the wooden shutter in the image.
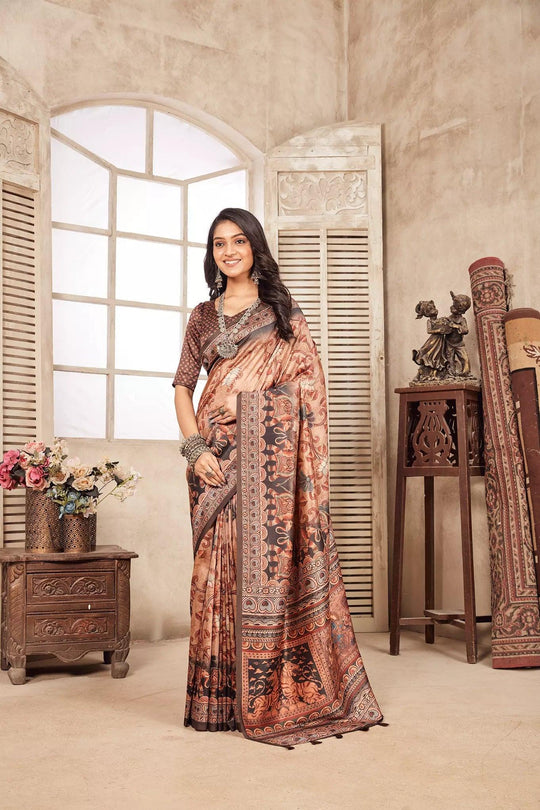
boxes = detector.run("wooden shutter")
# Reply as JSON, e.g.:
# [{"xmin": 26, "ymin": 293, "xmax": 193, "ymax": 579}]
[
  {"xmin": 0, "ymin": 107, "xmax": 41, "ymax": 547},
  {"xmin": 266, "ymin": 125, "xmax": 387, "ymax": 631},
  {"xmin": 1, "ymin": 184, "xmax": 38, "ymax": 544}
]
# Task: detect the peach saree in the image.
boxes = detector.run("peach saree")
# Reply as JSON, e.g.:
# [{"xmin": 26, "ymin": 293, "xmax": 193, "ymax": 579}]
[{"xmin": 184, "ymin": 300, "xmax": 383, "ymax": 746}]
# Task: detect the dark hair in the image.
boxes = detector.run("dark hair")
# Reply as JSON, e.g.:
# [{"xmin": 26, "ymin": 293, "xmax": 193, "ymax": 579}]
[{"xmin": 204, "ymin": 207, "xmax": 294, "ymax": 341}]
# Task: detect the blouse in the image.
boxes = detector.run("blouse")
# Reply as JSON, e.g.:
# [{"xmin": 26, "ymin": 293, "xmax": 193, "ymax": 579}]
[{"xmin": 172, "ymin": 299, "xmax": 262, "ymax": 390}]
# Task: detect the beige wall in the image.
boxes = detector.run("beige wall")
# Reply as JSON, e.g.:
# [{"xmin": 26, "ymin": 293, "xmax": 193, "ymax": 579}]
[
  {"xmin": 349, "ymin": 0, "xmax": 540, "ymax": 618},
  {"xmin": 2, "ymin": 0, "xmax": 538, "ymax": 638},
  {"xmin": 0, "ymin": 0, "xmax": 347, "ymax": 152},
  {"xmin": 0, "ymin": 0, "xmax": 348, "ymax": 639}
]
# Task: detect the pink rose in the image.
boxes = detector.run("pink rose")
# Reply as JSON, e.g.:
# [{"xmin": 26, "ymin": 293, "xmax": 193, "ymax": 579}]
[
  {"xmin": 2, "ymin": 450, "xmax": 20, "ymax": 468},
  {"xmin": 25, "ymin": 466, "xmax": 48, "ymax": 491},
  {"xmin": 0, "ymin": 463, "xmax": 16, "ymax": 490},
  {"xmin": 18, "ymin": 453, "xmax": 31, "ymax": 470},
  {"xmin": 24, "ymin": 441, "xmax": 46, "ymax": 454}
]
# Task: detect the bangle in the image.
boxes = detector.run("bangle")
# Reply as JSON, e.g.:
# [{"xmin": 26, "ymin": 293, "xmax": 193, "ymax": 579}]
[{"xmin": 180, "ymin": 433, "xmax": 208, "ymax": 468}]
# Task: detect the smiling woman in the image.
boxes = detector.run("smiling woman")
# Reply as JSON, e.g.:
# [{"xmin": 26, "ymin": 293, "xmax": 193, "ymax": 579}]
[{"xmin": 172, "ymin": 208, "xmax": 384, "ymax": 748}]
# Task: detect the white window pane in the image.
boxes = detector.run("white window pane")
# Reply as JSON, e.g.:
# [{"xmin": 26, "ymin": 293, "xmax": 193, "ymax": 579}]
[
  {"xmin": 114, "ymin": 375, "xmax": 179, "ymax": 440},
  {"xmin": 188, "ymin": 171, "xmax": 247, "ymax": 243},
  {"xmin": 52, "ymin": 106, "xmax": 146, "ymax": 172},
  {"xmin": 117, "ymin": 176, "xmax": 181, "ymax": 239},
  {"xmin": 54, "ymin": 371, "xmax": 106, "ymax": 438},
  {"xmin": 52, "ymin": 229, "xmax": 108, "ymax": 297},
  {"xmin": 115, "ymin": 306, "xmax": 180, "ymax": 373},
  {"xmin": 53, "ymin": 300, "xmax": 108, "ymax": 367},
  {"xmin": 116, "ymin": 237, "xmax": 181, "ymax": 305},
  {"xmin": 153, "ymin": 111, "xmax": 241, "ymax": 180},
  {"xmin": 187, "ymin": 247, "xmax": 208, "ymax": 308},
  {"xmin": 51, "ymin": 138, "xmax": 109, "ymax": 229}
]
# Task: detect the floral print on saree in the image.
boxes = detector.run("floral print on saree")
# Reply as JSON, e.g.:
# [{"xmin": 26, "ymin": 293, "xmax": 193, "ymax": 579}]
[{"xmin": 183, "ymin": 301, "xmax": 383, "ymax": 746}]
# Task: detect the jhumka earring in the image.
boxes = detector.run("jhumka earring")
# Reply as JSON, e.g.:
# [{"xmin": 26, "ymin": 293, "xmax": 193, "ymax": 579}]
[
  {"xmin": 251, "ymin": 267, "xmax": 261, "ymax": 284},
  {"xmin": 215, "ymin": 267, "xmax": 223, "ymax": 290}
]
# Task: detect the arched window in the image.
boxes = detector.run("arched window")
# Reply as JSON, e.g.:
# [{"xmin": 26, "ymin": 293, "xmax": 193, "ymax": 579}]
[{"xmin": 50, "ymin": 102, "xmax": 250, "ymax": 440}]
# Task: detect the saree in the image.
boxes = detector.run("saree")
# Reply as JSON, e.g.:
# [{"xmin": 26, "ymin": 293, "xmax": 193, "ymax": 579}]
[{"xmin": 182, "ymin": 299, "xmax": 383, "ymax": 746}]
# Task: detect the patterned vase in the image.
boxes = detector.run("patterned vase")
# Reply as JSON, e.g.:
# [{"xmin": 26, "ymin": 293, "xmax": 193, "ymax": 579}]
[
  {"xmin": 62, "ymin": 514, "xmax": 92, "ymax": 553},
  {"xmin": 25, "ymin": 488, "xmax": 62, "ymax": 553},
  {"xmin": 89, "ymin": 513, "xmax": 97, "ymax": 551}
]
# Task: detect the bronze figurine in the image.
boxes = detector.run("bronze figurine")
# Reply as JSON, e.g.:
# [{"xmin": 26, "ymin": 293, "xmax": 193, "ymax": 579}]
[{"xmin": 411, "ymin": 291, "xmax": 476, "ymax": 385}]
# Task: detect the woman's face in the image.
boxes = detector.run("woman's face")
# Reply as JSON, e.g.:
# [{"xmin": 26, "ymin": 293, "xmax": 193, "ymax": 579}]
[{"xmin": 212, "ymin": 220, "xmax": 254, "ymax": 282}]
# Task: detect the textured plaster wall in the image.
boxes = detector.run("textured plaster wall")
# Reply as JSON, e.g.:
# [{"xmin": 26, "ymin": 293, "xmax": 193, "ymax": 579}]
[
  {"xmin": 0, "ymin": 0, "xmax": 347, "ymax": 152},
  {"xmin": 349, "ymin": 0, "xmax": 540, "ymax": 619},
  {"xmin": 0, "ymin": 0, "xmax": 347, "ymax": 640}
]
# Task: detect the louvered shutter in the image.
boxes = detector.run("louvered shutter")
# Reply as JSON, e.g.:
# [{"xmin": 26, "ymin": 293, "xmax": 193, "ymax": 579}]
[
  {"xmin": 266, "ymin": 125, "xmax": 387, "ymax": 631},
  {"xmin": 1, "ymin": 184, "xmax": 38, "ymax": 544},
  {"xmin": 0, "ymin": 107, "xmax": 41, "ymax": 547}
]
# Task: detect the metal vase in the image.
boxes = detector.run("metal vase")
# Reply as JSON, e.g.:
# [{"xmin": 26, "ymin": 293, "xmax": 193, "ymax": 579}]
[
  {"xmin": 61, "ymin": 514, "xmax": 92, "ymax": 553},
  {"xmin": 25, "ymin": 488, "xmax": 62, "ymax": 553}
]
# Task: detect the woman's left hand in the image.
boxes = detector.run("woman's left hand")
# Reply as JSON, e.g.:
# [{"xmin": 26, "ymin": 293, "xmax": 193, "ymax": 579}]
[{"xmin": 208, "ymin": 393, "xmax": 237, "ymax": 425}]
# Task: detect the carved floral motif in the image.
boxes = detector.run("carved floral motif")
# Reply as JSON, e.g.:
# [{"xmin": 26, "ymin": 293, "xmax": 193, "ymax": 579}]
[
  {"xmin": 278, "ymin": 171, "xmax": 367, "ymax": 216},
  {"xmin": 33, "ymin": 617, "xmax": 108, "ymax": 637},
  {"xmin": 32, "ymin": 576, "xmax": 108, "ymax": 598},
  {"xmin": 0, "ymin": 111, "xmax": 37, "ymax": 175}
]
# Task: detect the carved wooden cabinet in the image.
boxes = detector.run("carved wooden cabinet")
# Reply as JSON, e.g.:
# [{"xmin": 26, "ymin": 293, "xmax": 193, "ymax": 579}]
[{"xmin": 0, "ymin": 545, "xmax": 138, "ymax": 684}]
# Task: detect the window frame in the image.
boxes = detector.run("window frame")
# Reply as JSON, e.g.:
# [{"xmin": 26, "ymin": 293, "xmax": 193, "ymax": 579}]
[{"xmin": 50, "ymin": 99, "xmax": 257, "ymax": 443}]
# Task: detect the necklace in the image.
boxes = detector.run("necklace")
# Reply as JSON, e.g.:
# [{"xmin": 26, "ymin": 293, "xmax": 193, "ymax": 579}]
[{"xmin": 217, "ymin": 293, "xmax": 260, "ymax": 358}]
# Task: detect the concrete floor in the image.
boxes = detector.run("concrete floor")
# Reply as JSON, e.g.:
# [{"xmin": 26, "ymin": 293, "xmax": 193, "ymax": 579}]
[{"xmin": 1, "ymin": 630, "xmax": 539, "ymax": 810}]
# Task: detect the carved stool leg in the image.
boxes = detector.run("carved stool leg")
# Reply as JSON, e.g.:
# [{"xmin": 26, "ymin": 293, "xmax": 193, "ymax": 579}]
[
  {"xmin": 111, "ymin": 649, "xmax": 129, "ymax": 679},
  {"xmin": 390, "ymin": 396, "xmax": 409, "ymax": 656},
  {"xmin": 103, "ymin": 650, "xmax": 113, "ymax": 664},
  {"xmin": 424, "ymin": 476, "xmax": 435, "ymax": 644},
  {"xmin": 457, "ymin": 392, "xmax": 478, "ymax": 663},
  {"xmin": 8, "ymin": 655, "xmax": 26, "ymax": 685}
]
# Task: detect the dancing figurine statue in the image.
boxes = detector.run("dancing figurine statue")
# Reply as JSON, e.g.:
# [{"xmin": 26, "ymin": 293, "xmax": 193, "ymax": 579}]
[{"xmin": 411, "ymin": 291, "xmax": 476, "ymax": 385}]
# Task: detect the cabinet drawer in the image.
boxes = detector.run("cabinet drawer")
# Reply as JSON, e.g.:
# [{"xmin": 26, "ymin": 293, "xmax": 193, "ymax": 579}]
[
  {"xmin": 26, "ymin": 612, "xmax": 116, "ymax": 644},
  {"xmin": 26, "ymin": 571, "xmax": 115, "ymax": 605}
]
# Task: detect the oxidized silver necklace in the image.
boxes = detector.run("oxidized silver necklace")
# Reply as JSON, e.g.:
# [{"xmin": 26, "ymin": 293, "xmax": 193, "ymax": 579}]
[{"xmin": 217, "ymin": 293, "xmax": 260, "ymax": 358}]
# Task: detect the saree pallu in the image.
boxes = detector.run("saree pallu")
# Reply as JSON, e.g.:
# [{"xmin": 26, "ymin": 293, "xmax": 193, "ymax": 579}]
[
  {"xmin": 469, "ymin": 258, "xmax": 540, "ymax": 668},
  {"xmin": 184, "ymin": 301, "xmax": 383, "ymax": 746}
]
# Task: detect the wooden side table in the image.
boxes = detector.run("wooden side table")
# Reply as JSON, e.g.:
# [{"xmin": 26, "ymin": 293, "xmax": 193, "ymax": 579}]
[
  {"xmin": 390, "ymin": 383, "xmax": 490, "ymax": 663},
  {"xmin": 0, "ymin": 545, "xmax": 138, "ymax": 684}
]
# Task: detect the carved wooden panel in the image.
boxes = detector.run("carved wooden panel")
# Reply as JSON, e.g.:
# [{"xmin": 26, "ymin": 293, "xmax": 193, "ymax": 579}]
[
  {"xmin": 467, "ymin": 399, "xmax": 484, "ymax": 467},
  {"xmin": 0, "ymin": 110, "xmax": 38, "ymax": 178},
  {"xmin": 27, "ymin": 571, "xmax": 115, "ymax": 603},
  {"xmin": 408, "ymin": 399, "xmax": 457, "ymax": 467},
  {"xmin": 278, "ymin": 171, "xmax": 367, "ymax": 216},
  {"xmin": 26, "ymin": 612, "xmax": 115, "ymax": 643}
]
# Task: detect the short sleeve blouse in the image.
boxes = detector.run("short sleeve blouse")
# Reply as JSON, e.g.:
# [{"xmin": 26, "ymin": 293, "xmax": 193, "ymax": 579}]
[
  {"xmin": 172, "ymin": 303, "xmax": 204, "ymax": 390},
  {"xmin": 172, "ymin": 299, "xmax": 270, "ymax": 390}
]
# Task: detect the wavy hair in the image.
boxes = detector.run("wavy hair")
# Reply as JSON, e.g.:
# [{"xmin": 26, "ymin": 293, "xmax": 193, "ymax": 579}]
[{"xmin": 203, "ymin": 208, "xmax": 294, "ymax": 341}]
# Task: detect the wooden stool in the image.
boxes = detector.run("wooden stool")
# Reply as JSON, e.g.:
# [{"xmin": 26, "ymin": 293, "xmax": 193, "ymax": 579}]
[{"xmin": 390, "ymin": 383, "xmax": 490, "ymax": 663}]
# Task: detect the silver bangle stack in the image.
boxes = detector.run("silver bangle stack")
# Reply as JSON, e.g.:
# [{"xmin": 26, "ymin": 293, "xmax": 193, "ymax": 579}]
[{"xmin": 179, "ymin": 433, "xmax": 208, "ymax": 468}]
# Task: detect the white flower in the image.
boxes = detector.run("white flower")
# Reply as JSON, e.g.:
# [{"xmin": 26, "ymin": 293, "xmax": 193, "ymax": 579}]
[{"xmin": 72, "ymin": 476, "xmax": 95, "ymax": 491}]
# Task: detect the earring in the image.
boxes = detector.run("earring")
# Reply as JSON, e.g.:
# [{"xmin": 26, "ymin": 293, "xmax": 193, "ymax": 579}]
[
  {"xmin": 215, "ymin": 267, "xmax": 223, "ymax": 290},
  {"xmin": 251, "ymin": 267, "xmax": 261, "ymax": 284}
]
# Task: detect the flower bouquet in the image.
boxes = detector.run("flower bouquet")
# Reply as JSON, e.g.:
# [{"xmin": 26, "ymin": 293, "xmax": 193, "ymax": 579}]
[{"xmin": 0, "ymin": 439, "xmax": 141, "ymax": 553}]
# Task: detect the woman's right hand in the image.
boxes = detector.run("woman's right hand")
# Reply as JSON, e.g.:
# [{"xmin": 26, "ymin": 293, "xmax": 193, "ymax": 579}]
[{"xmin": 193, "ymin": 451, "xmax": 226, "ymax": 487}]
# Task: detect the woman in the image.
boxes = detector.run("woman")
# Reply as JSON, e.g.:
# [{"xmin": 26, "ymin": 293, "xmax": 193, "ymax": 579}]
[{"xmin": 173, "ymin": 208, "xmax": 383, "ymax": 747}]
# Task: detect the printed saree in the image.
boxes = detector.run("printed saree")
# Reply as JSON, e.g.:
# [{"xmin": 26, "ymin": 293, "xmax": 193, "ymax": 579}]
[{"xmin": 184, "ymin": 300, "xmax": 383, "ymax": 746}]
